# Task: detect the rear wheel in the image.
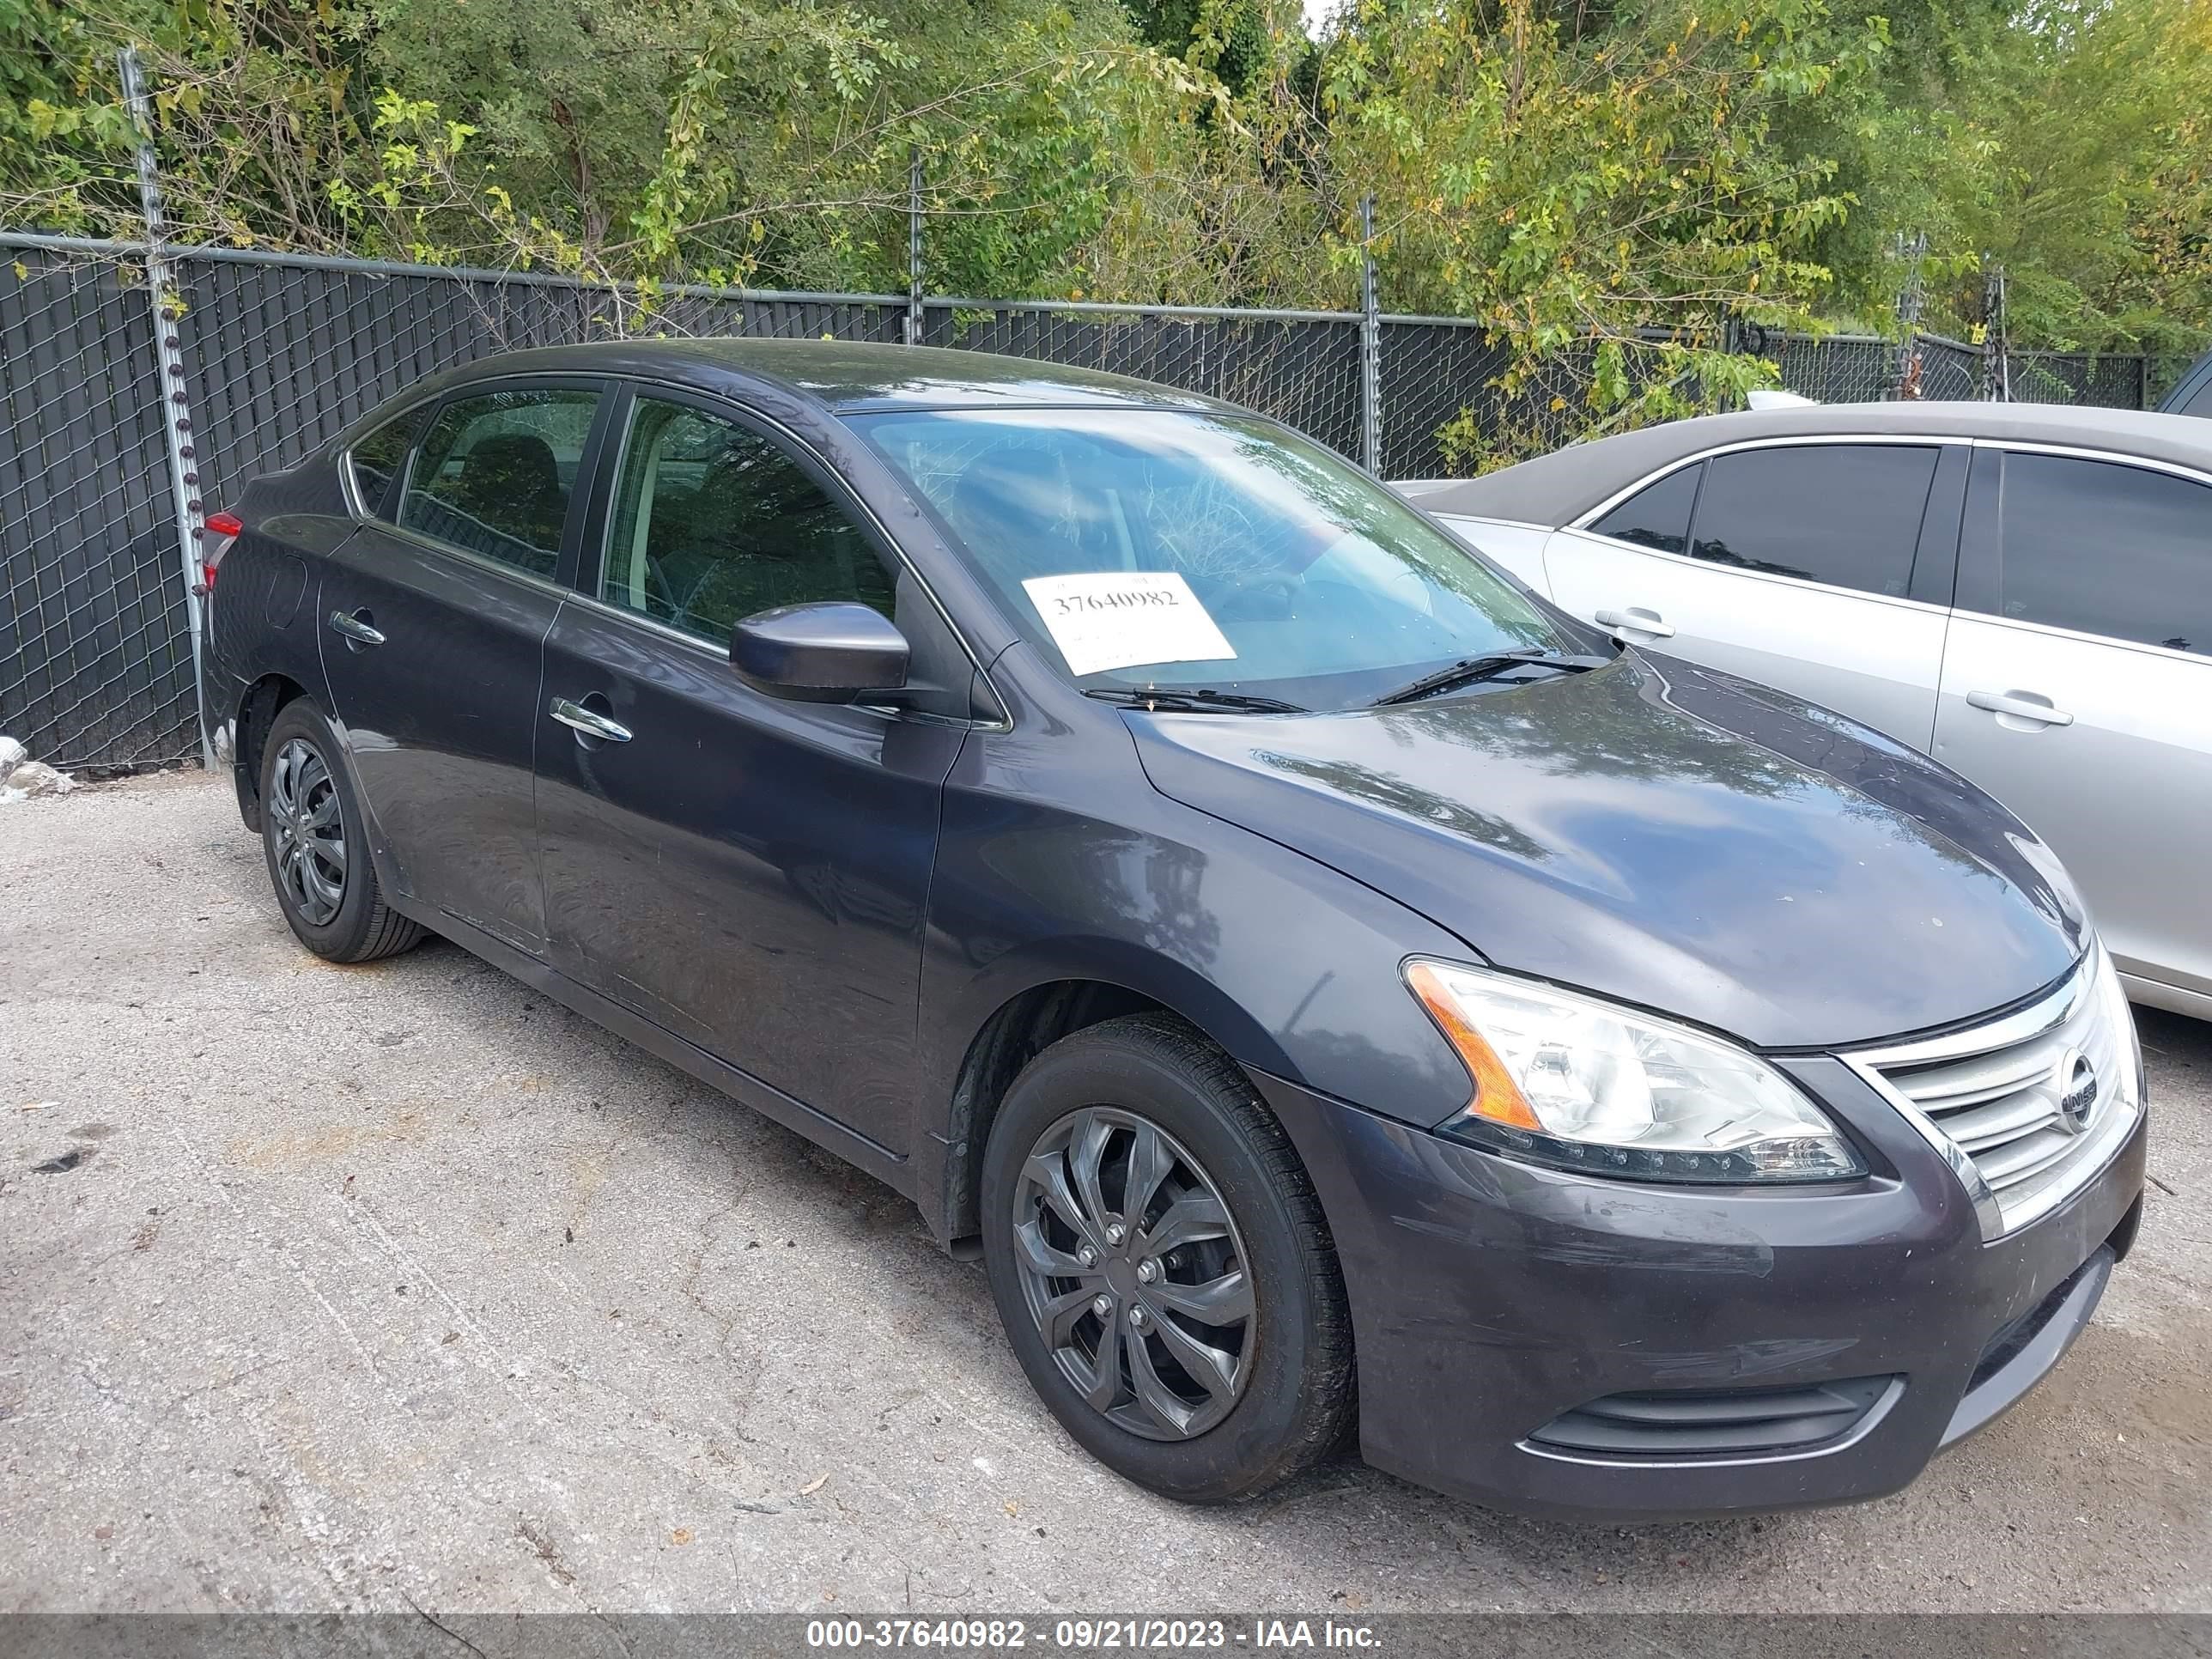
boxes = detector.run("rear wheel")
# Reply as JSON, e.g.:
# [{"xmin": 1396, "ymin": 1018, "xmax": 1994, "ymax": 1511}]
[
  {"xmin": 981, "ymin": 1013, "xmax": 1353, "ymax": 1502},
  {"xmin": 258, "ymin": 699, "xmax": 424, "ymax": 963}
]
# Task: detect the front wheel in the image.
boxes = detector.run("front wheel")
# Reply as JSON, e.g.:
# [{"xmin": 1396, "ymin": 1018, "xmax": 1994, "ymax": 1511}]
[
  {"xmin": 981, "ymin": 1013, "xmax": 1354, "ymax": 1502},
  {"xmin": 258, "ymin": 698, "xmax": 424, "ymax": 963}
]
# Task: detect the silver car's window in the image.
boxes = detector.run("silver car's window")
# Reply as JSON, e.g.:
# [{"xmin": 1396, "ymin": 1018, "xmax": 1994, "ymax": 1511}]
[
  {"xmin": 399, "ymin": 389, "xmax": 600, "ymax": 578},
  {"xmin": 1990, "ymin": 453, "xmax": 2210, "ymax": 655},
  {"xmin": 852, "ymin": 407, "xmax": 1566, "ymax": 712},
  {"xmin": 1589, "ymin": 463, "xmax": 1701, "ymax": 553},
  {"xmin": 1686, "ymin": 445, "xmax": 1938, "ymax": 598}
]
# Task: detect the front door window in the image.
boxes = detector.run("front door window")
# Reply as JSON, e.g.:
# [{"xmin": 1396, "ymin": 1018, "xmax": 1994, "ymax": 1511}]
[{"xmin": 603, "ymin": 398, "xmax": 896, "ymax": 641}]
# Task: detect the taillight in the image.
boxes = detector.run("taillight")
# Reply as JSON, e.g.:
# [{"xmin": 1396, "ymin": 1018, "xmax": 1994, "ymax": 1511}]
[{"xmin": 196, "ymin": 512, "xmax": 242, "ymax": 595}]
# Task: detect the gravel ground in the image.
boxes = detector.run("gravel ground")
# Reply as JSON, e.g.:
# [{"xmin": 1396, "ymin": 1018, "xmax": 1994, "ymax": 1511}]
[{"xmin": 1, "ymin": 771, "xmax": 2206, "ymax": 1615}]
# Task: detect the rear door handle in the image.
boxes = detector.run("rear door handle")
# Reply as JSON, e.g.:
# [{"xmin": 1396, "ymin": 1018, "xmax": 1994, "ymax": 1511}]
[
  {"xmin": 549, "ymin": 697, "xmax": 633, "ymax": 744},
  {"xmin": 1595, "ymin": 606, "xmax": 1676, "ymax": 641},
  {"xmin": 1966, "ymin": 690, "xmax": 2074, "ymax": 727},
  {"xmin": 326, "ymin": 609, "xmax": 385, "ymax": 647}
]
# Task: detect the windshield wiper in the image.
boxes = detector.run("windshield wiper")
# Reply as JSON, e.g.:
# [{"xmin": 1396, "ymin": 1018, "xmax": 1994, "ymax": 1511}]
[
  {"xmin": 1370, "ymin": 648, "xmax": 1613, "ymax": 708},
  {"xmin": 1084, "ymin": 686, "xmax": 1308, "ymax": 714}
]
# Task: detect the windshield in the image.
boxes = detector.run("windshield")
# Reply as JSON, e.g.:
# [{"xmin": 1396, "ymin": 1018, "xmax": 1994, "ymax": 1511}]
[{"xmin": 849, "ymin": 408, "xmax": 1577, "ymax": 712}]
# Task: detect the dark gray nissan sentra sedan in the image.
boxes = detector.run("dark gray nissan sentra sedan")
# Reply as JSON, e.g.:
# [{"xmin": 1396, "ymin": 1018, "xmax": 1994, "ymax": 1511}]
[{"xmin": 201, "ymin": 342, "xmax": 2146, "ymax": 1522}]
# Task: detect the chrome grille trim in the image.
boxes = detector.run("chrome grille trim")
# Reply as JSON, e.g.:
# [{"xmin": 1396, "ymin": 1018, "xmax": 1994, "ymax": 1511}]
[{"xmin": 1843, "ymin": 946, "xmax": 2142, "ymax": 1239}]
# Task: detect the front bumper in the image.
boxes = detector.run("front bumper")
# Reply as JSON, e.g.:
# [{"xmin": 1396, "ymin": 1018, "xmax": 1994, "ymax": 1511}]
[{"xmin": 1250, "ymin": 1056, "xmax": 2146, "ymax": 1523}]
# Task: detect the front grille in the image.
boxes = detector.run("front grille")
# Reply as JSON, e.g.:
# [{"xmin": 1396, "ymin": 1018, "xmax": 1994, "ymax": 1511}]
[
  {"xmin": 1848, "ymin": 951, "xmax": 2140, "ymax": 1237},
  {"xmin": 1527, "ymin": 1376, "xmax": 1897, "ymax": 1461}
]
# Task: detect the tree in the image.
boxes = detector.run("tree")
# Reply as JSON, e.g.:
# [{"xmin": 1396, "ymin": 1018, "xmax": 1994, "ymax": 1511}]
[
  {"xmin": 1918, "ymin": 0, "xmax": 2212, "ymax": 353},
  {"xmin": 2, "ymin": 0, "xmax": 2201, "ymax": 465},
  {"xmin": 369, "ymin": 0, "xmax": 1213, "ymax": 295},
  {"xmin": 0, "ymin": 0, "xmax": 1237, "ymax": 303},
  {"xmin": 0, "ymin": 0, "xmax": 140, "ymax": 231},
  {"xmin": 1316, "ymin": 0, "xmax": 1874, "ymax": 461}
]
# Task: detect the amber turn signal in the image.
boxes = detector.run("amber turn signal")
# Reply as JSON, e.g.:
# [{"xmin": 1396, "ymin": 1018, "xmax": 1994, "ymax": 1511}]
[{"xmin": 1404, "ymin": 960, "xmax": 1542, "ymax": 1130}]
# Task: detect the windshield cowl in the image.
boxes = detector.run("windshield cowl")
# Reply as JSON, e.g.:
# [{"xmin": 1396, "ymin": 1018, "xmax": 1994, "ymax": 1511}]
[{"xmin": 1083, "ymin": 685, "xmax": 1309, "ymax": 715}]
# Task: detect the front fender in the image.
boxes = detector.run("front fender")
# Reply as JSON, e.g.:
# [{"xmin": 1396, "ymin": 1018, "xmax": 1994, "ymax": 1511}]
[
  {"xmin": 934, "ymin": 932, "xmax": 1304, "ymax": 1085},
  {"xmin": 913, "ymin": 733, "xmax": 1479, "ymax": 1240}
]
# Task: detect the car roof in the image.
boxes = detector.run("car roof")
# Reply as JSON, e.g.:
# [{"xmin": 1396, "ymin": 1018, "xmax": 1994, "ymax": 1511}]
[
  {"xmin": 1395, "ymin": 400, "xmax": 2212, "ymax": 527},
  {"xmin": 411, "ymin": 337, "xmax": 1232, "ymax": 416}
]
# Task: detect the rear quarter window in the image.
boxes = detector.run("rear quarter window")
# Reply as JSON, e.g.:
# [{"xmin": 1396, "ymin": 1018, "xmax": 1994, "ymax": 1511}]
[
  {"xmin": 346, "ymin": 407, "xmax": 428, "ymax": 520},
  {"xmin": 1588, "ymin": 463, "xmax": 1702, "ymax": 554}
]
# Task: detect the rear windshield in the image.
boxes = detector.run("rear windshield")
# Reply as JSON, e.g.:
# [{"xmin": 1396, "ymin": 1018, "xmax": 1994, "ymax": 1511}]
[{"xmin": 849, "ymin": 407, "xmax": 1568, "ymax": 712}]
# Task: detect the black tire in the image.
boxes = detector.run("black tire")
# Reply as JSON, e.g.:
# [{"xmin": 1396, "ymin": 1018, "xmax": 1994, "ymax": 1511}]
[
  {"xmin": 981, "ymin": 1012, "xmax": 1354, "ymax": 1503},
  {"xmin": 258, "ymin": 698, "xmax": 425, "ymax": 963}
]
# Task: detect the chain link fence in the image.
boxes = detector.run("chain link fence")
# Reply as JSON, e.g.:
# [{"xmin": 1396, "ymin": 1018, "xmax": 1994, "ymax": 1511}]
[
  {"xmin": 1768, "ymin": 332, "xmax": 1898, "ymax": 403},
  {"xmin": 0, "ymin": 243, "xmax": 191, "ymax": 770},
  {"xmin": 1913, "ymin": 334, "xmax": 1984, "ymax": 402},
  {"xmin": 2008, "ymin": 349, "xmax": 2153, "ymax": 409},
  {"xmin": 0, "ymin": 230, "xmax": 2179, "ymax": 772}
]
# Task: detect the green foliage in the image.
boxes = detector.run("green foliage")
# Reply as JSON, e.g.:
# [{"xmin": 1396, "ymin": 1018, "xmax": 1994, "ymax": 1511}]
[
  {"xmin": 1125, "ymin": 0, "xmax": 1279, "ymax": 96},
  {"xmin": 1921, "ymin": 0, "xmax": 2212, "ymax": 353},
  {"xmin": 0, "ymin": 0, "xmax": 136, "ymax": 232},
  {"xmin": 1319, "ymin": 0, "xmax": 1866, "ymax": 457},
  {"xmin": 0, "ymin": 0, "xmax": 148, "ymax": 235},
  {"xmin": 361, "ymin": 0, "xmax": 1221, "ymax": 296},
  {"xmin": 0, "ymin": 0, "xmax": 2203, "ymax": 467}
]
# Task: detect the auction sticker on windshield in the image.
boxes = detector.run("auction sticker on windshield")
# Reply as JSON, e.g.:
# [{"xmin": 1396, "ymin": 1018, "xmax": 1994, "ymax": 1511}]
[{"xmin": 1022, "ymin": 571, "xmax": 1237, "ymax": 677}]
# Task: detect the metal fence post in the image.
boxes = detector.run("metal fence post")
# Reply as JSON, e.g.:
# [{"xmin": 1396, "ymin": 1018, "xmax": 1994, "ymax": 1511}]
[
  {"xmin": 905, "ymin": 149, "xmax": 925, "ymax": 347},
  {"xmin": 1891, "ymin": 230, "xmax": 1929, "ymax": 400},
  {"xmin": 1359, "ymin": 195, "xmax": 1381, "ymax": 473},
  {"xmin": 1981, "ymin": 259, "xmax": 2009, "ymax": 403},
  {"xmin": 118, "ymin": 46, "xmax": 213, "ymax": 769}
]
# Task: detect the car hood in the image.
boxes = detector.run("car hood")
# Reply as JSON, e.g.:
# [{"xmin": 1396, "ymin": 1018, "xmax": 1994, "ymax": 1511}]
[{"xmin": 1128, "ymin": 653, "xmax": 2087, "ymax": 1050}]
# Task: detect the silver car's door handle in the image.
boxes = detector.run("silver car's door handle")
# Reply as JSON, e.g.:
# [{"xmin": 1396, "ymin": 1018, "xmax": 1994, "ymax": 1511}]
[
  {"xmin": 1595, "ymin": 606, "xmax": 1676, "ymax": 640},
  {"xmin": 549, "ymin": 697, "xmax": 633, "ymax": 743},
  {"xmin": 1966, "ymin": 690, "xmax": 2074, "ymax": 727},
  {"xmin": 326, "ymin": 609, "xmax": 385, "ymax": 647}
]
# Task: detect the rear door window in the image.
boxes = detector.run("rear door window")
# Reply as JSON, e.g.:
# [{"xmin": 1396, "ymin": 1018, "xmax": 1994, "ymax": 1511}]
[
  {"xmin": 1686, "ymin": 444, "xmax": 1939, "ymax": 598},
  {"xmin": 1589, "ymin": 463, "xmax": 1701, "ymax": 553},
  {"xmin": 1986, "ymin": 452, "xmax": 2211, "ymax": 654},
  {"xmin": 399, "ymin": 388, "xmax": 602, "ymax": 577}
]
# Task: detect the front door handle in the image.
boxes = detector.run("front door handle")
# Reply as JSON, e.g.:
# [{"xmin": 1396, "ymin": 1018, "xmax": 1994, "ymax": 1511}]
[
  {"xmin": 1595, "ymin": 606, "xmax": 1676, "ymax": 641},
  {"xmin": 326, "ymin": 609, "xmax": 385, "ymax": 647},
  {"xmin": 549, "ymin": 696, "xmax": 633, "ymax": 744},
  {"xmin": 1966, "ymin": 690, "xmax": 2074, "ymax": 728}
]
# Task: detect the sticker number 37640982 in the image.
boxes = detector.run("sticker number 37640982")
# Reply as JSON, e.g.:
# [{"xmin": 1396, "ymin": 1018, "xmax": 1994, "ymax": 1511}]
[{"xmin": 1019, "ymin": 571, "xmax": 1238, "ymax": 678}]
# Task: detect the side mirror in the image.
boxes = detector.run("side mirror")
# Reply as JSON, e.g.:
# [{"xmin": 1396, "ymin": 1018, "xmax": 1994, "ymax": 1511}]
[{"xmin": 729, "ymin": 601, "xmax": 911, "ymax": 703}]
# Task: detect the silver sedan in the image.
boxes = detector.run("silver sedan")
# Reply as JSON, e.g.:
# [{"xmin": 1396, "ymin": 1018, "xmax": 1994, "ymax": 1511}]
[{"xmin": 1400, "ymin": 401, "xmax": 2212, "ymax": 1022}]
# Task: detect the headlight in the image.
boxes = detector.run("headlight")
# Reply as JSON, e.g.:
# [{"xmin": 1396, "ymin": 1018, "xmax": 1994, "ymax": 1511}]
[
  {"xmin": 2091, "ymin": 939, "xmax": 2145, "ymax": 1112},
  {"xmin": 1405, "ymin": 960, "xmax": 1865, "ymax": 1183}
]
